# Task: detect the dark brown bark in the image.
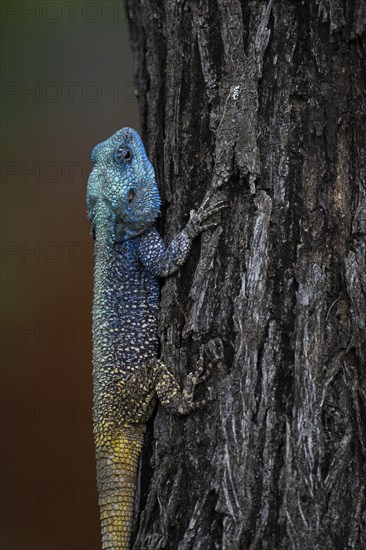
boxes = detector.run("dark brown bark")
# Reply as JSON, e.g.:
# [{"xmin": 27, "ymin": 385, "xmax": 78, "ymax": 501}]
[{"xmin": 125, "ymin": 1, "xmax": 366, "ymax": 548}]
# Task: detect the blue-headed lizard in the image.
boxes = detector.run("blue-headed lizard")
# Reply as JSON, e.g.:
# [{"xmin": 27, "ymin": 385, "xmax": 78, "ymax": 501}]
[{"xmin": 87, "ymin": 127, "xmax": 225, "ymax": 549}]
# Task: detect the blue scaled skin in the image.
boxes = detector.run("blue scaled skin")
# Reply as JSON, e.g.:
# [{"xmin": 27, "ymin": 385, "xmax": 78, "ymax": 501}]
[
  {"xmin": 88, "ymin": 128, "xmax": 161, "ymax": 243},
  {"xmin": 87, "ymin": 127, "xmax": 224, "ymax": 550}
]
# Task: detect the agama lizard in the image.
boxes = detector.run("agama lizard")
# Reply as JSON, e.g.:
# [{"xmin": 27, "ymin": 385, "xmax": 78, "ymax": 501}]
[{"xmin": 87, "ymin": 127, "xmax": 225, "ymax": 549}]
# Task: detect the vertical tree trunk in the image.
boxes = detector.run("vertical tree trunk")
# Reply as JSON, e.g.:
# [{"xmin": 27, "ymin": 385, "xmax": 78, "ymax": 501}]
[{"xmin": 125, "ymin": 1, "xmax": 366, "ymax": 548}]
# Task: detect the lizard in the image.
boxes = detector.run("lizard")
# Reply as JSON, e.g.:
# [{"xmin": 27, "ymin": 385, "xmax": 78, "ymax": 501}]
[{"xmin": 87, "ymin": 127, "xmax": 225, "ymax": 550}]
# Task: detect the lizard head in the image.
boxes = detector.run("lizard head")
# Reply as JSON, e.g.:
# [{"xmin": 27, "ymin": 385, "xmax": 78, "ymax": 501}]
[{"xmin": 87, "ymin": 127, "xmax": 161, "ymax": 243}]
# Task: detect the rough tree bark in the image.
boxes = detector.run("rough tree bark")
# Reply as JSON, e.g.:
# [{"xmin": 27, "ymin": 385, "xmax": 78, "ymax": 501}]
[{"xmin": 125, "ymin": 1, "xmax": 366, "ymax": 548}]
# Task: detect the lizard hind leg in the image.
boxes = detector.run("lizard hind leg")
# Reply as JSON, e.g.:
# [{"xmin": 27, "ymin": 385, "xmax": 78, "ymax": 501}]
[{"xmin": 150, "ymin": 354, "xmax": 213, "ymax": 416}]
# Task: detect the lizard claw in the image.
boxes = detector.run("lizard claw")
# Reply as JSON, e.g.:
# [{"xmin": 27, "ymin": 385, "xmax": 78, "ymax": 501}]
[
  {"xmin": 206, "ymin": 338, "xmax": 224, "ymax": 365},
  {"xmin": 182, "ymin": 339, "xmax": 223, "ymax": 410},
  {"xmin": 194, "ymin": 345, "xmax": 213, "ymax": 384},
  {"xmin": 185, "ymin": 195, "xmax": 228, "ymax": 239},
  {"xmin": 189, "ymin": 388, "xmax": 214, "ymax": 411}
]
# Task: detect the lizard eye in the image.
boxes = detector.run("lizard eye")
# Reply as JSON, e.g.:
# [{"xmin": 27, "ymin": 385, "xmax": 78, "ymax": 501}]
[
  {"xmin": 127, "ymin": 188, "xmax": 136, "ymax": 203},
  {"xmin": 115, "ymin": 145, "xmax": 133, "ymax": 164}
]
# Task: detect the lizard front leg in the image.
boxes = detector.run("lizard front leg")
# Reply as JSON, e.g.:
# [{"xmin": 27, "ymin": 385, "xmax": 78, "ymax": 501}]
[{"xmin": 137, "ymin": 194, "xmax": 227, "ymax": 277}]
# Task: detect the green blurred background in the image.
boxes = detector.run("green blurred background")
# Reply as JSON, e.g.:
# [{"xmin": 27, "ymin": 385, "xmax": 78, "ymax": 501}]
[{"xmin": 1, "ymin": 2, "xmax": 139, "ymax": 548}]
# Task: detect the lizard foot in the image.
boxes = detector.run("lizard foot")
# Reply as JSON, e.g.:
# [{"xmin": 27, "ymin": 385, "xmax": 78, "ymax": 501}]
[
  {"xmin": 153, "ymin": 339, "xmax": 224, "ymax": 415},
  {"xmin": 181, "ymin": 338, "xmax": 223, "ymax": 411},
  {"xmin": 185, "ymin": 194, "xmax": 227, "ymax": 239}
]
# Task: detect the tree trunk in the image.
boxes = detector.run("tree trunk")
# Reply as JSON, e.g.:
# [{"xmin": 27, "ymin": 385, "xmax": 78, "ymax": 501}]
[{"xmin": 125, "ymin": 1, "xmax": 366, "ymax": 548}]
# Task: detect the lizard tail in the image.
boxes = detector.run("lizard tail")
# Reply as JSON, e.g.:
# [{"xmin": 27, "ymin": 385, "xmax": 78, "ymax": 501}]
[{"xmin": 95, "ymin": 423, "xmax": 145, "ymax": 550}]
